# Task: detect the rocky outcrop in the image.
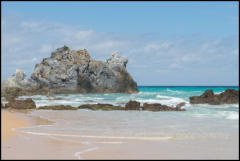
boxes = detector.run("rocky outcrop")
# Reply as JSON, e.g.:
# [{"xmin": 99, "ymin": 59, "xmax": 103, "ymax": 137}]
[
  {"xmin": 78, "ymin": 103, "xmax": 123, "ymax": 111},
  {"xmin": 190, "ymin": 89, "xmax": 239, "ymax": 105},
  {"xmin": 38, "ymin": 105, "xmax": 78, "ymax": 110},
  {"xmin": 124, "ymin": 100, "xmax": 186, "ymax": 111},
  {"xmin": 35, "ymin": 101, "xmax": 187, "ymax": 111},
  {"xmin": 125, "ymin": 100, "xmax": 141, "ymax": 110},
  {"xmin": 5, "ymin": 98, "xmax": 36, "ymax": 109},
  {"xmin": 142, "ymin": 103, "xmax": 186, "ymax": 112},
  {"xmin": 1, "ymin": 46, "xmax": 138, "ymax": 97}
]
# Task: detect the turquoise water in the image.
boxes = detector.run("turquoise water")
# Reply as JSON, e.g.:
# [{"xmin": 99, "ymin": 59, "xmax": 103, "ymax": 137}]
[
  {"xmin": 11, "ymin": 86, "xmax": 239, "ymax": 147},
  {"xmin": 15, "ymin": 86, "xmax": 239, "ymax": 120}
]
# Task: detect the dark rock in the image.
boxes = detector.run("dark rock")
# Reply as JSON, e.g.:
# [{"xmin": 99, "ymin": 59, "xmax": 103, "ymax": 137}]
[
  {"xmin": 38, "ymin": 105, "xmax": 78, "ymax": 110},
  {"xmin": 142, "ymin": 103, "xmax": 186, "ymax": 112},
  {"xmin": 190, "ymin": 89, "xmax": 239, "ymax": 105},
  {"xmin": 176, "ymin": 102, "xmax": 186, "ymax": 109},
  {"xmin": 218, "ymin": 89, "xmax": 239, "ymax": 104},
  {"xmin": 1, "ymin": 103, "xmax": 6, "ymax": 109},
  {"xmin": 2, "ymin": 46, "xmax": 138, "ymax": 97},
  {"xmin": 5, "ymin": 98, "xmax": 36, "ymax": 109},
  {"xmin": 78, "ymin": 103, "xmax": 123, "ymax": 111},
  {"xmin": 125, "ymin": 100, "xmax": 141, "ymax": 110}
]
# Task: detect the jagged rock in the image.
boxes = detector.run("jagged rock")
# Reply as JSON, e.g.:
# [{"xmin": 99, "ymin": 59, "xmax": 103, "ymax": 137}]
[
  {"xmin": 142, "ymin": 103, "xmax": 186, "ymax": 112},
  {"xmin": 106, "ymin": 51, "xmax": 128, "ymax": 68},
  {"xmin": 2, "ymin": 69, "xmax": 31, "ymax": 88},
  {"xmin": 5, "ymin": 98, "xmax": 36, "ymax": 109},
  {"xmin": 125, "ymin": 100, "xmax": 141, "ymax": 110},
  {"xmin": 218, "ymin": 89, "xmax": 239, "ymax": 104},
  {"xmin": 2, "ymin": 46, "xmax": 138, "ymax": 97},
  {"xmin": 190, "ymin": 89, "xmax": 239, "ymax": 105},
  {"xmin": 78, "ymin": 103, "xmax": 123, "ymax": 111},
  {"xmin": 38, "ymin": 105, "xmax": 78, "ymax": 110}
]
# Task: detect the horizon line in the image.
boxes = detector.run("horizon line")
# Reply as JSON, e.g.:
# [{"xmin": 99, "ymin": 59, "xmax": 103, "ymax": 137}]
[{"xmin": 137, "ymin": 85, "xmax": 239, "ymax": 87}]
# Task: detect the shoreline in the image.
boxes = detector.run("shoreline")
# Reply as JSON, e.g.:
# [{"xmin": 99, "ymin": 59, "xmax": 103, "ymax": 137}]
[{"xmin": 1, "ymin": 109, "xmax": 239, "ymax": 159}]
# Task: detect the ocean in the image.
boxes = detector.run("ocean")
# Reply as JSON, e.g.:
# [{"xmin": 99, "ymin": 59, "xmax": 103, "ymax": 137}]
[
  {"xmin": 10, "ymin": 86, "xmax": 238, "ymax": 137},
  {"xmin": 3, "ymin": 86, "xmax": 238, "ymax": 159}
]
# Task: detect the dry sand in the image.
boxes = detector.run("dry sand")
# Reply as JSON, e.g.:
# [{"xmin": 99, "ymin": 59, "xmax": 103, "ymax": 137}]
[{"xmin": 1, "ymin": 110, "xmax": 29, "ymax": 142}]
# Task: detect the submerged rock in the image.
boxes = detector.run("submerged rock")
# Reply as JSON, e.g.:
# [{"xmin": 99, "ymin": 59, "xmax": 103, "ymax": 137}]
[
  {"xmin": 38, "ymin": 105, "xmax": 78, "ymax": 110},
  {"xmin": 5, "ymin": 98, "xmax": 36, "ymax": 109},
  {"xmin": 1, "ymin": 46, "xmax": 138, "ymax": 97},
  {"xmin": 190, "ymin": 89, "xmax": 239, "ymax": 105},
  {"xmin": 78, "ymin": 103, "xmax": 123, "ymax": 111}
]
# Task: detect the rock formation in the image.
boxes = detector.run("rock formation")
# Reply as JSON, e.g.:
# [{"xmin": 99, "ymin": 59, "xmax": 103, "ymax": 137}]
[
  {"xmin": 142, "ymin": 103, "xmax": 186, "ymax": 111},
  {"xmin": 125, "ymin": 100, "xmax": 141, "ymax": 110},
  {"xmin": 78, "ymin": 103, "xmax": 123, "ymax": 111},
  {"xmin": 190, "ymin": 89, "xmax": 239, "ymax": 105},
  {"xmin": 1, "ymin": 46, "xmax": 138, "ymax": 97},
  {"xmin": 5, "ymin": 98, "xmax": 36, "ymax": 109},
  {"xmin": 124, "ymin": 100, "xmax": 186, "ymax": 111},
  {"xmin": 38, "ymin": 105, "xmax": 78, "ymax": 110}
]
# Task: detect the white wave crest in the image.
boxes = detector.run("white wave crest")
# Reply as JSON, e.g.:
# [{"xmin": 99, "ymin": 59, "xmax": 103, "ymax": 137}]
[
  {"xmin": 191, "ymin": 111, "xmax": 239, "ymax": 120},
  {"xmin": 156, "ymin": 94, "xmax": 172, "ymax": 99},
  {"xmin": 136, "ymin": 96, "xmax": 187, "ymax": 107}
]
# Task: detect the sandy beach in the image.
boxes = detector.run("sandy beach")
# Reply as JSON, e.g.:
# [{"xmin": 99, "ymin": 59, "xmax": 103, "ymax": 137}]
[
  {"xmin": 1, "ymin": 110, "xmax": 30, "ymax": 142},
  {"xmin": 1, "ymin": 109, "xmax": 239, "ymax": 160}
]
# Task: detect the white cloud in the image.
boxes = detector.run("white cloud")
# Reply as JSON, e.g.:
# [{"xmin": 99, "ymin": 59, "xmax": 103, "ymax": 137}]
[{"xmin": 2, "ymin": 16, "xmax": 238, "ymax": 85}]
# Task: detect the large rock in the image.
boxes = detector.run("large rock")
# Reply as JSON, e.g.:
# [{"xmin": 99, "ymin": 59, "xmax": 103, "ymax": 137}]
[
  {"xmin": 190, "ymin": 89, "xmax": 239, "ymax": 105},
  {"xmin": 125, "ymin": 100, "xmax": 141, "ymax": 110},
  {"xmin": 2, "ymin": 46, "xmax": 138, "ymax": 97},
  {"xmin": 5, "ymin": 98, "xmax": 36, "ymax": 109}
]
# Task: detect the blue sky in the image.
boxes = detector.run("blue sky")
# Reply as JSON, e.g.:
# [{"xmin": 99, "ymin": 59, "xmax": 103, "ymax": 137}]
[{"xmin": 1, "ymin": 1, "xmax": 239, "ymax": 85}]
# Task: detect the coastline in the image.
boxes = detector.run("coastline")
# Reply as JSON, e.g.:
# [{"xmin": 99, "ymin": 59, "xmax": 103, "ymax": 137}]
[
  {"xmin": 1, "ymin": 108, "xmax": 239, "ymax": 160},
  {"xmin": 1, "ymin": 87, "xmax": 239, "ymax": 159}
]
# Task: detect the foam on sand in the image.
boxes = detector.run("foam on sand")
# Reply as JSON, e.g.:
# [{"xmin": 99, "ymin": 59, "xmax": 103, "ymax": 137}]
[{"xmin": 23, "ymin": 131, "xmax": 172, "ymax": 141}]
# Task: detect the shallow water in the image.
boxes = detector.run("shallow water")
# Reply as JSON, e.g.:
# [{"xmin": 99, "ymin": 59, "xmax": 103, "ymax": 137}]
[
  {"xmin": 16, "ymin": 86, "xmax": 239, "ymax": 121},
  {"xmin": 11, "ymin": 86, "xmax": 238, "ymax": 141}
]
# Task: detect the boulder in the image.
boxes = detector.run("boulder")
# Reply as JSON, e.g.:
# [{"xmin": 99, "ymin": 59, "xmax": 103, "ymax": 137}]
[
  {"xmin": 78, "ymin": 103, "xmax": 123, "ymax": 111},
  {"xmin": 218, "ymin": 89, "xmax": 239, "ymax": 104},
  {"xmin": 190, "ymin": 89, "xmax": 239, "ymax": 105},
  {"xmin": 2, "ymin": 46, "xmax": 138, "ymax": 97},
  {"xmin": 125, "ymin": 100, "xmax": 141, "ymax": 110},
  {"xmin": 38, "ymin": 105, "xmax": 78, "ymax": 110},
  {"xmin": 5, "ymin": 98, "xmax": 36, "ymax": 109}
]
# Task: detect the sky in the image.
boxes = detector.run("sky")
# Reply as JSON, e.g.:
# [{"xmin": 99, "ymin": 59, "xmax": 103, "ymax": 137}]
[{"xmin": 1, "ymin": 1, "xmax": 239, "ymax": 86}]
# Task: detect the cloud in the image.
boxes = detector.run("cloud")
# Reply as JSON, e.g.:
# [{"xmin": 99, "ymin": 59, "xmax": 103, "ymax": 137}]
[{"xmin": 2, "ymin": 15, "xmax": 238, "ymax": 85}]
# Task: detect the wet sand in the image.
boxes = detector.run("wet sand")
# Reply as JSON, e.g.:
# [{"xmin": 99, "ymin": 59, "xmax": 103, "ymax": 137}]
[
  {"xmin": 2, "ymin": 132, "xmax": 238, "ymax": 159},
  {"xmin": 1, "ymin": 110, "xmax": 239, "ymax": 160}
]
